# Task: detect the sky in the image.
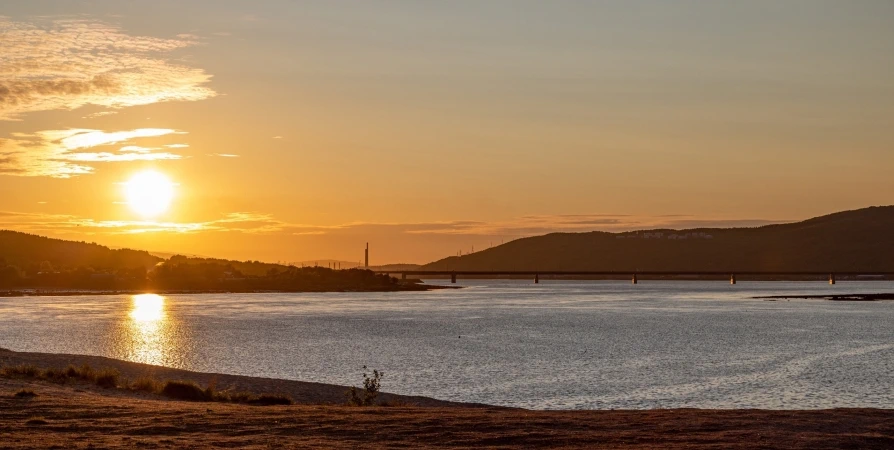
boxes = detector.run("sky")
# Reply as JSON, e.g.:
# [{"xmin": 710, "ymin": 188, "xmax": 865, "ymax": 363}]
[{"xmin": 1, "ymin": 0, "xmax": 893, "ymax": 264}]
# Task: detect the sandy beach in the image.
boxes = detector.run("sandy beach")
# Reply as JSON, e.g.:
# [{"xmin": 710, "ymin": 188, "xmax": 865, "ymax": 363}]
[{"xmin": 1, "ymin": 349, "xmax": 892, "ymax": 449}]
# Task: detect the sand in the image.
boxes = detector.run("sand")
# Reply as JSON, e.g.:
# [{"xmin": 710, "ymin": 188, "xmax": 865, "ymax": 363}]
[{"xmin": 1, "ymin": 349, "xmax": 892, "ymax": 449}]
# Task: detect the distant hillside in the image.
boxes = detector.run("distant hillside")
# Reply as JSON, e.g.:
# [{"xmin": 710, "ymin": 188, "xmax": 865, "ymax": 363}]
[
  {"xmin": 0, "ymin": 231, "xmax": 406, "ymax": 291},
  {"xmin": 0, "ymin": 231, "xmax": 161, "ymax": 272},
  {"xmin": 369, "ymin": 264, "xmax": 422, "ymax": 272},
  {"xmin": 290, "ymin": 260, "xmax": 364, "ymax": 269},
  {"xmin": 422, "ymin": 206, "xmax": 894, "ymax": 272}
]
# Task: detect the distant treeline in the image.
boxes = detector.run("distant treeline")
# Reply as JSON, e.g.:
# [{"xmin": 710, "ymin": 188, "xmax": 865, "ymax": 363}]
[{"xmin": 0, "ymin": 230, "xmax": 403, "ymax": 292}]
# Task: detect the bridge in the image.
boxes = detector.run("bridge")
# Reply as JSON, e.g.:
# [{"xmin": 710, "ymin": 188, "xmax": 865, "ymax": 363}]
[{"xmin": 372, "ymin": 270, "xmax": 894, "ymax": 285}]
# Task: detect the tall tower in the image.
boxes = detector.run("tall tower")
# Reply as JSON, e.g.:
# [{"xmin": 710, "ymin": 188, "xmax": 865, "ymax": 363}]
[{"xmin": 364, "ymin": 243, "xmax": 369, "ymax": 268}]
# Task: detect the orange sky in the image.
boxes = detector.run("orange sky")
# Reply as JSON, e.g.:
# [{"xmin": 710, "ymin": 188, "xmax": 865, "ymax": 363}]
[{"xmin": 2, "ymin": 1, "xmax": 893, "ymax": 264}]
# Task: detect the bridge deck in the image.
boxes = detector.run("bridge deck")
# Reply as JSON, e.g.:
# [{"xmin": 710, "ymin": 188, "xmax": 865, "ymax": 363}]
[
  {"xmin": 372, "ymin": 270, "xmax": 894, "ymax": 284},
  {"xmin": 374, "ymin": 270, "xmax": 894, "ymax": 276}
]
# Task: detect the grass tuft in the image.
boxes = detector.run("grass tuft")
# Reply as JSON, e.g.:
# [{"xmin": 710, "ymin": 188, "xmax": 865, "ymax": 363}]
[
  {"xmin": 14, "ymin": 389, "xmax": 37, "ymax": 398},
  {"xmin": 25, "ymin": 416, "xmax": 48, "ymax": 426},
  {"xmin": 1, "ymin": 364, "xmax": 41, "ymax": 378},
  {"xmin": 42, "ymin": 367, "xmax": 68, "ymax": 383},
  {"xmin": 2, "ymin": 363, "xmax": 299, "ymax": 407},
  {"xmin": 161, "ymin": 380, "xmax": 210, "ymax": 402},
  {"xmin": 94, "ymin": 369, "xmax": 120, "ymax": 389},
  {"xmin": 130, "ymin": 377, "xmax": 163, "ymax": 394}
]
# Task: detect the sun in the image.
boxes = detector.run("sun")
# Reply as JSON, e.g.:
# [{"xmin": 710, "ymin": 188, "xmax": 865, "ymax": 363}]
[{"xmin": 124, "ymin": 170, "xmax": 175, "ymax": 218}]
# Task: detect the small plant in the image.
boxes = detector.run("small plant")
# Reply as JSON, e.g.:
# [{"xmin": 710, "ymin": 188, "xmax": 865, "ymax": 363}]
[
  {"xmin": 42, "ymin": 367, "xmax": 68, "ymax": 383},
  {"xmin": 1, "ymin": 364, "xmax": 40, "ymax": 378},
  {"xmin": 94, "ymin": 369, "xmax": 120, "ymax": 389},
  {"xmin": 64, "ymin": 365, "xmax": 79, "ymax": 378},
  {"xmin": 161, "ymin": 380, "xmax": 210, "ymax": 401},
  {"xmin": 346, "ymin": 366, "xmax": 384, "ymax": 406},
  {"xmin": 227, "ymin": 391, "xmax": 255, "ymax": 403},
  {"xmin": 25, "ymin": 417, "xmax": 48, "ymax": 426},
  {"xmin": 14, "ymin": 389, "xmax": 37, "ymax": 398},
  {"xmin": 130, "ymin": 376, "xmax": 163, "ymax": 394},
  {"xmin": 76, "ymin": 364, "xmax": 96, "ymax": 382}
]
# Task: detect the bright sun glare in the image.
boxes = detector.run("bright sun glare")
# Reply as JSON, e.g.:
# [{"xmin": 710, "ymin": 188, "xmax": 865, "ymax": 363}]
[
  {"xmin": 124, "ymin": 170, "xmax": 175, "ymax": 217},
  {"xmin": 130, "ymin": 293, "xmax": 165, "ymax": 322}
]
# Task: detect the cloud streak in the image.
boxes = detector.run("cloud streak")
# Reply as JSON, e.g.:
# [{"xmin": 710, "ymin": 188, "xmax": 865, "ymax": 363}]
[
  {"xmin": 1, "ymin": 209, "xmax": 786, "ymax": 241},
  {"xmin": 0, "ymin": 128, "xmax": 185, "ymax": 177},
  {"xmin": 0, "ymin": 17, "xmax": 216, "ymax": 120}
]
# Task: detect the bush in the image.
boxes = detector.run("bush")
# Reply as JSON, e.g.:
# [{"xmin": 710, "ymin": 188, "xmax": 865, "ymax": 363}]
[
  {"xmin": 42, "ymin": 367, "xmax": 68, "ymax": 383},
  {"xmin": 64, "ymin": 365, "xmax": 79, "ymax": 378},
  {"xmin": 76, "ymin": 364, "xmax": 96, "ymax": 382},
  {"xmin": 346, "ymin": 366, "xmax": 383, "ymax": 406},
  {"xmin": 94, "ymin": 369, "xmax": 120, "ymax": 389},
  {"xmin": 161, "ymin": 380, "xmax": 210, "ymax": 401},
  {"xmin": 1, "ymin": 364, "xmax": 40, "ymax": 378},
  {"xmin": 14, "ymin": 389, "xmax": 37, "ymax": 398},
  {"xmin": 130, "ymin": 377, "xmax": 163, "ymax": 394},
  {"xmin": 227, "ymin": 391, "xmax": 254, "ymax": 403},
  {"xmin": 25, "ymin": 417, "xmax": 48, "ymax": 426},
  {"xmin": 249, "ymin": 394, "xmax": 294, "ymax": 406}
]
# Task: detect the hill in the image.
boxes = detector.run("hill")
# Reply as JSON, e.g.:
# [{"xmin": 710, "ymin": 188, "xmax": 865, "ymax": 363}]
[
  {"xmin": 421, "ymin": 206, "xmax": 894, "ymax": 272},
  {"xmin": 0, "ymin": 231, "xmax": 408, "ymax": 292},
  {"xmin": 0, "ymin": 231, "xmax": 161, "ymax": 272}
]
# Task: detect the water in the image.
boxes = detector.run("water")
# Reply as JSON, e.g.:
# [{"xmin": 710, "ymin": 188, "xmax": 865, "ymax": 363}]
[{"xmin": 1, "ymin": 281, "xmax": 892, "ymax": 410}]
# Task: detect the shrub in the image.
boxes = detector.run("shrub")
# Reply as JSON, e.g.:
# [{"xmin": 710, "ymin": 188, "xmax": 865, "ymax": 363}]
[
  {"xmin": 42, "ymin": 367, "xmax": 68, "ymax": 383},
  {"xmin": 1, "ymin": 364, "xmax": 40, "ymax": 378},
  {"xmin": 227, "ymin": 391, "xmax": 254, "ymax": 403},
  {"xmin": 14, "ymin": 389, "xmax": 37, "ymax": 398},
  {"xmin": 94, "ymin": 369, "xmax": 120, "ymax": 389},
  {"xmin": 76, "ymin": 364, "xmax": 96, "ymax": 382},
  {"xmin": 130, "ymin": 377, "xmax": 163, "ymax": 394},
  {"xmin": 346, "ymin": 366, "xmax": 384, "ymax": 406},
  {"xmin": 249, "ymin": 394, "xmax": 293, "ymax": 406},
  {"xmin": 64, "ymin": 365, "xmax": 79, "ymax": 378},
  {"xmin": 161, "ymin": 380, "xmax": 210, "ymax": 401}
]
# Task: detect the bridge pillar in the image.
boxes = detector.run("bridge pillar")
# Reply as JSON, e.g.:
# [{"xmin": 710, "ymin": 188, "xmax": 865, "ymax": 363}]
[
  {"xmin": 632, "ymin": 274, "xmax": 638, "ymax": 285},
  {"xmin": 402, "ymin": 273, "xmax": 406, "ymax": 280},
  {"xmin": 451, "ymin": 273, "xmax": 457, "ymax": 284},
  {"xmin": 829, "ymin": 273, "xmax": 836, "ymax": 285},
  {"xmin": 731, "ymin": 274, "xmax": 736, "ymax": 285},
  {"xmin": 535, "ymin": 274, "xmax": 539, "ymax": 284}
]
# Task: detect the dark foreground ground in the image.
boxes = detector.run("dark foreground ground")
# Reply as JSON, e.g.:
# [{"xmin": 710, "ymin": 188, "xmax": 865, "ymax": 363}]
[
  {"xmin": 2, "ymin": 378, "xmax": 892, "ymax": 449},
  {"xmin": 1, "ymin": 350, "xmax": 892, "ymax": 449}
]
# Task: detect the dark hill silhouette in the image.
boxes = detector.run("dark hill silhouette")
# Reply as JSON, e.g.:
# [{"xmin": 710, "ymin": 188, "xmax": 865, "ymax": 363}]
[
  {"xmin": 421, "ymin": 206, "xmax": 894, "ymax": 272},
  {"xmin": 0, "ymin": 231, "xmax": 410, "ymax": 292},
  {"xmin": 0, "ymin": 231, "xmax": 161, "ymax": 271}
]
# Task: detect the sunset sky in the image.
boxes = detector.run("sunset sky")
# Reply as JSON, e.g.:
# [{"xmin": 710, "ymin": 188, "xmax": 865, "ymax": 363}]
[{"xmin": 2, "ymin": 1, "xmax": 893, "ymax": 264}]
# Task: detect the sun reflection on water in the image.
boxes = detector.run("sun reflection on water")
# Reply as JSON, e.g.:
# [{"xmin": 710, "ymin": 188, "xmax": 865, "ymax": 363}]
[
  {"xmin": 125, "ymin": 294, "xmax": 171, "ymax": 366},
  {"xmin": 131, "ymin": 293, "xmax": 165, "ymax": 322}
]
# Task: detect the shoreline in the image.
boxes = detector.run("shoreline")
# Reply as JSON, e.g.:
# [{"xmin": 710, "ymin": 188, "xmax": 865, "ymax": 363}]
[
  {"xmin": 1, "ymin": 350, "xmax": 892, "ymax": 448},
  {"xmin": 756, "ymin": 293, "xmax": 894, "ymax": 301},
  {"xmin": 0, "ymin": 283, "xmax": 459, "ymax": 298},
  {"xmin": 0, "ymin": 348, "xmax": 474, "ymax": 408}
]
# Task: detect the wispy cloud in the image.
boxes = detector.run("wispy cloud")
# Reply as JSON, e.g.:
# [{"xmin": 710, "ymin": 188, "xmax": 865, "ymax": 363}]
[
  {"xmin": 0, "ymin": 17, "xmax": 216, "ymax": 120},
  {"xmin": 120, "ymin": 146, "xmax": 158, "ymax": 153},
  {"xmin": 0, "ymin": 128, "xmax": 186, "ymax": 177},
  {"xmin": 82, "ymin": 111, "xmax": 118, "ymax": 119},
  {"xmin": 0, "ymin": 209, "xmax": 786, "ymax": 239},
  {"xmin": 208, "ymin": 153, "xmax": 239, "ymax": 158}
]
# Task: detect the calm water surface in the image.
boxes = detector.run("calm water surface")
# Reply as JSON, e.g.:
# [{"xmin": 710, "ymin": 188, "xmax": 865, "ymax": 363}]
[{"xmin": 1, "ymin": 281, "xmax": 892, "ymax": 410}]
